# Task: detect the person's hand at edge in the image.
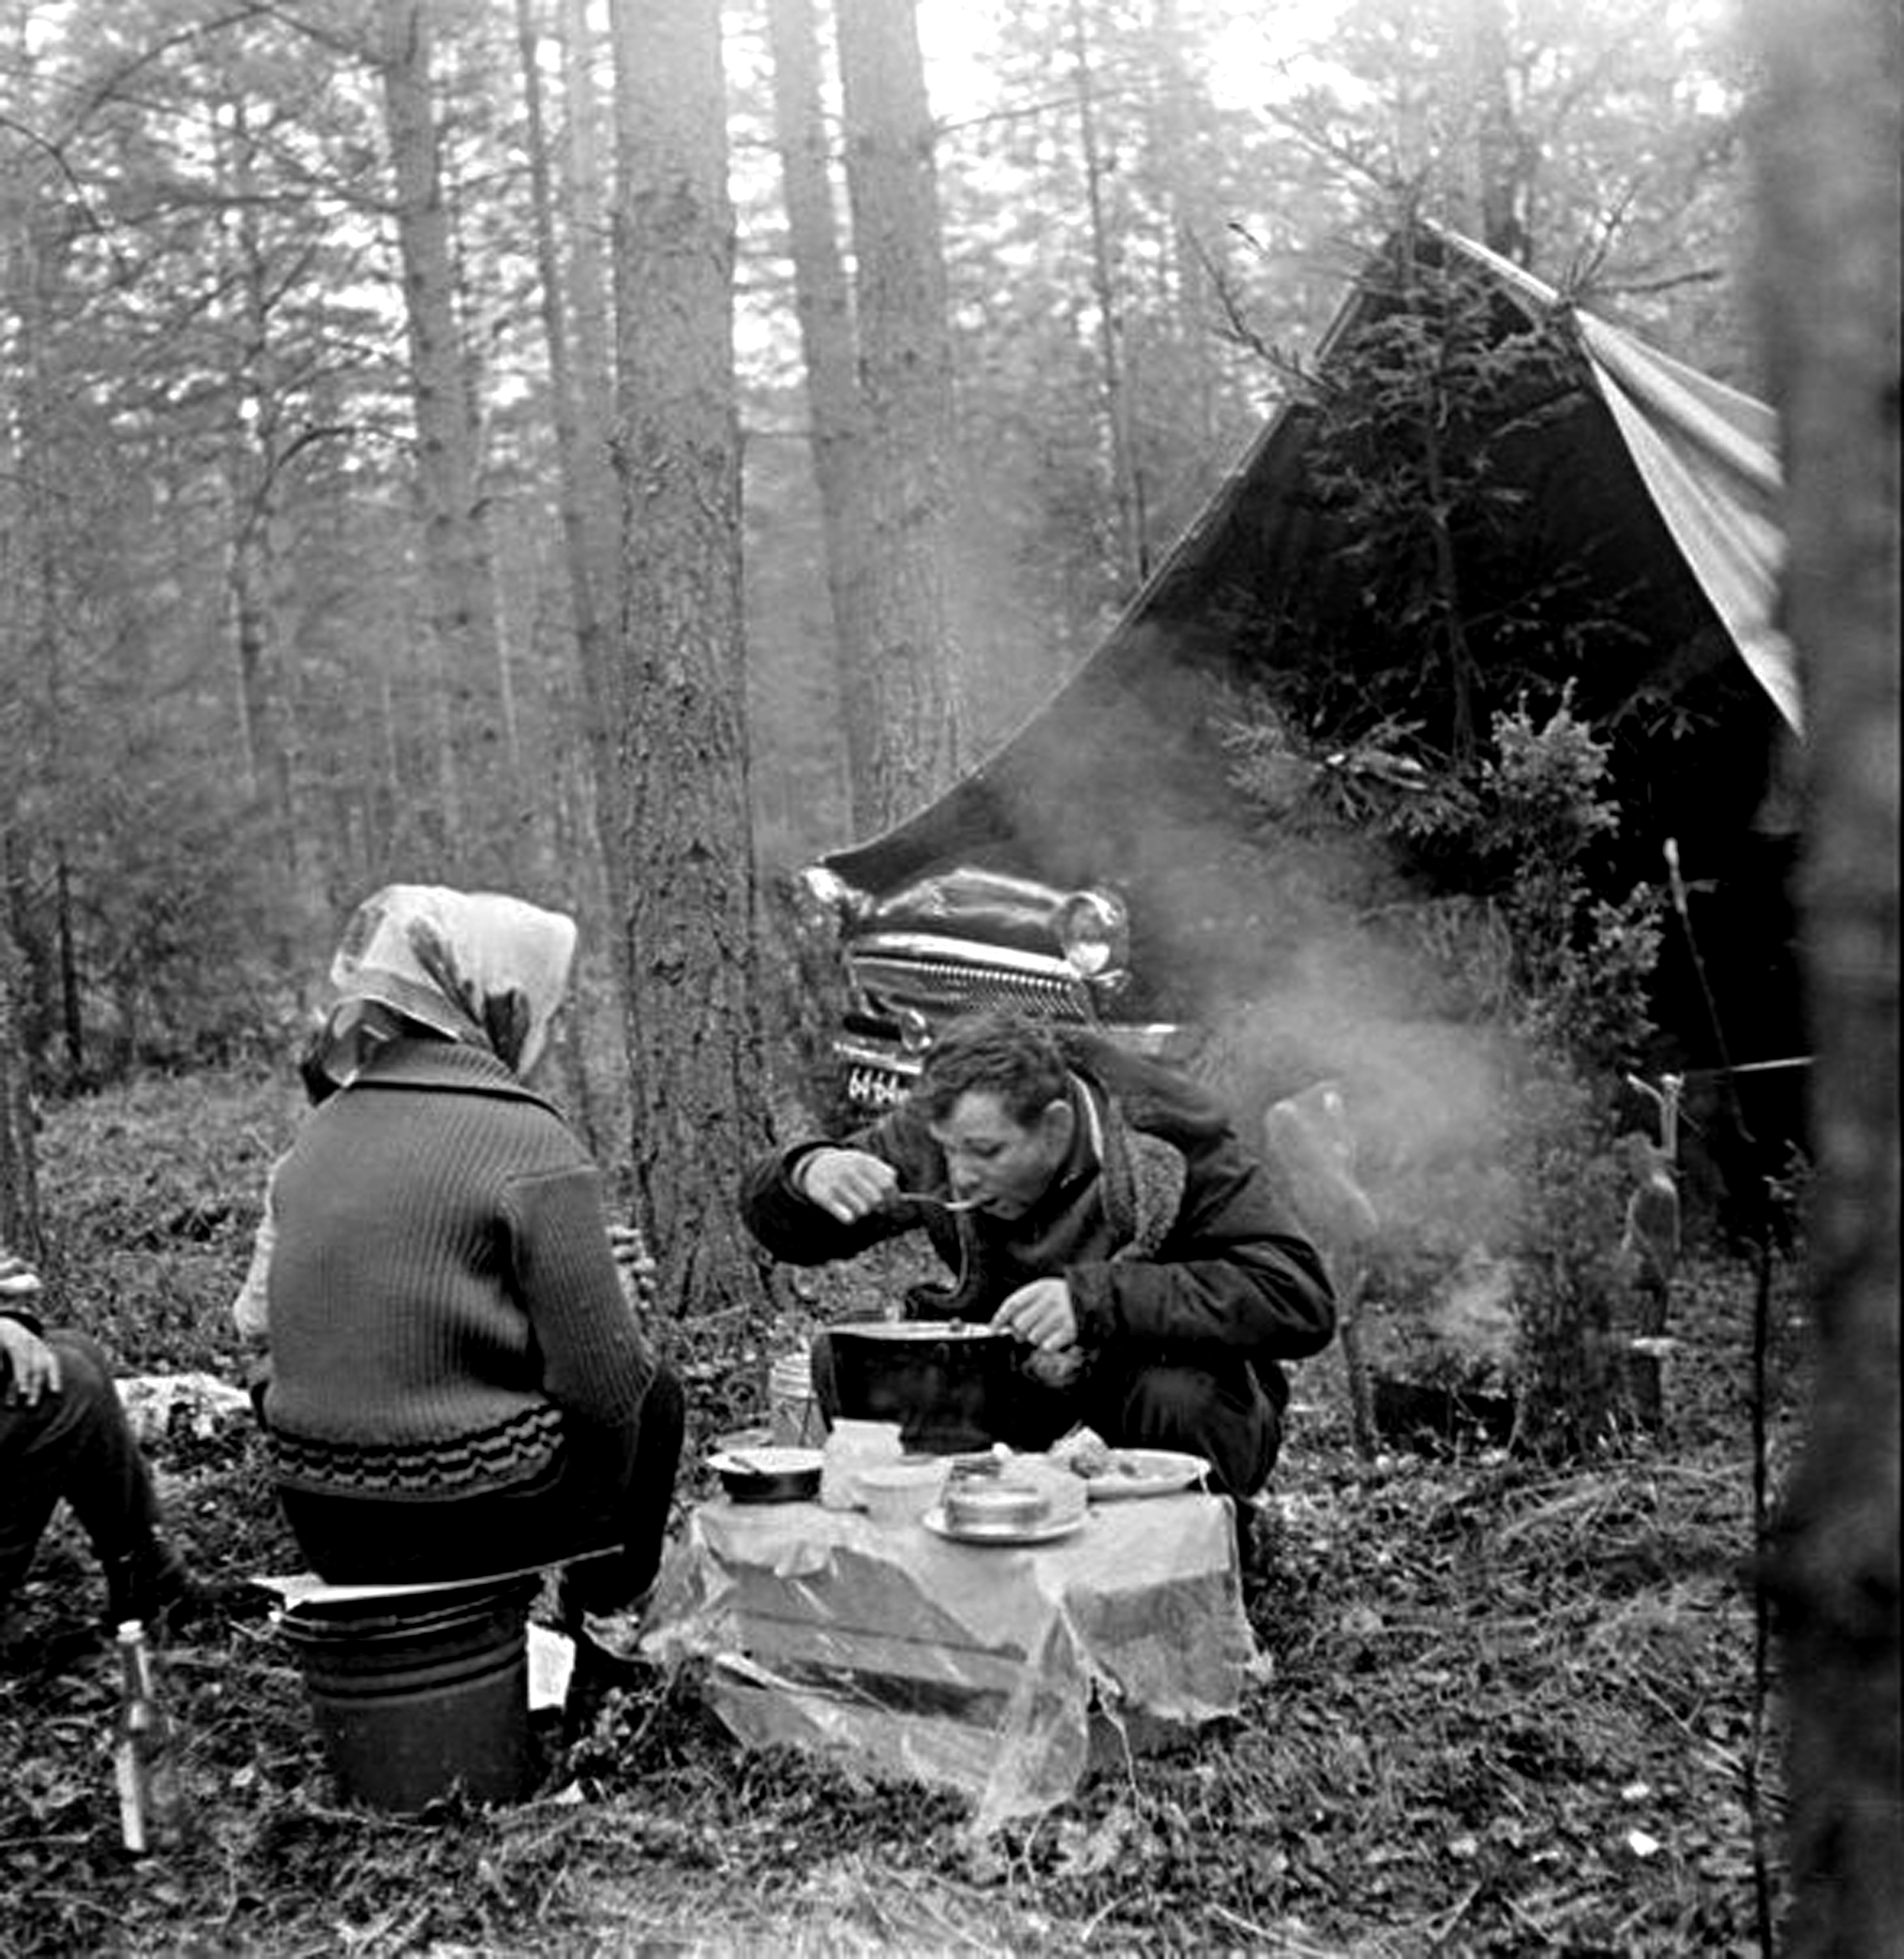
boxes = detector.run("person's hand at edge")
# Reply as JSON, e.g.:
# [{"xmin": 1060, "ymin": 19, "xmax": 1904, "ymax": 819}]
[
  {"xmin": 607, "ymin": 1223, "xmax": 657, "ymax": 1305},
  {"xmin": 0, "ymin": 1317, "xmax": 60, "ymax": 1407}
]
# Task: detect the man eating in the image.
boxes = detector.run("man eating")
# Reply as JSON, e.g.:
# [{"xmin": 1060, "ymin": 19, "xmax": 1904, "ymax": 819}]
[{"xmin": 740, "ymin": 1008, "xmax": 1336, "ymax": 1510}]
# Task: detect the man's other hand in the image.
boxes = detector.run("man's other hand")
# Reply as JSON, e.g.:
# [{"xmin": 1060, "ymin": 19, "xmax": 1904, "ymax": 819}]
[{"xmin": 992, "ymin": 1277, "xmax": 1077, "ymax": 1352}]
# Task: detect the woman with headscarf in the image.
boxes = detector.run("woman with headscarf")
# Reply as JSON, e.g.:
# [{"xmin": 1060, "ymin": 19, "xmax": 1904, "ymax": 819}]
[{"xmin": 257, "ymin": 886, "xmax": 681, "ymax": 1663}]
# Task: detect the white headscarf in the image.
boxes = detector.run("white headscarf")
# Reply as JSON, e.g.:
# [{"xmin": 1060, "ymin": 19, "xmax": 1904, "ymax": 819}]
[{"xmin": 316, "ymin": 885, "xmax": 578, "ymax": 1084}]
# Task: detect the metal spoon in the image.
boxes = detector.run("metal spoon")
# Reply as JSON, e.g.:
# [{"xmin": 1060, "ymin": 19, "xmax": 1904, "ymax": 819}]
[{"xmin": 892, "ymin": 1191, "xmax": 983, "ymax": 1213}]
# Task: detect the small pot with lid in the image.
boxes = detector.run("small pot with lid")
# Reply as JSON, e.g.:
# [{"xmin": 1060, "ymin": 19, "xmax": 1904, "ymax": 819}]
[{"xmin": 941, "ymin": 1472, "xmax": 1050, "ymax": 1533}]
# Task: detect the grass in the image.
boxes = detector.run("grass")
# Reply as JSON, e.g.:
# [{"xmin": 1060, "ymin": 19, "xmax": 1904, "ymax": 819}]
[{"xmin": 1, "ymin": 1068, "xmax": 1805, "ymax": 1955}]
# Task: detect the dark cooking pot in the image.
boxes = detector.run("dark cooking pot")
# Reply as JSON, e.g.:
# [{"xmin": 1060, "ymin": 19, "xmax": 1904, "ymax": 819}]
[{"xmin": 827, "ymin": 1321, "xmax": 1016, "ymax": 1455}]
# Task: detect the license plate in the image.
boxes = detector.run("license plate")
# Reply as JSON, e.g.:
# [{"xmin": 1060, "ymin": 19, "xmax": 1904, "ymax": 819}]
[{"xmin": 846, "ymin": 1065, "xmax": 909, "ymax": 1110}]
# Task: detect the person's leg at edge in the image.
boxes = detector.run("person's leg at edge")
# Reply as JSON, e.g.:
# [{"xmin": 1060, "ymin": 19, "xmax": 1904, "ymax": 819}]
[
  {"xmin": 0, "ymin": 1331, "xmax": 190, "ymax": 1631},
  {"xmin": 0, "ymin": 1408, "xmax": 66, "ymax": 1615}
]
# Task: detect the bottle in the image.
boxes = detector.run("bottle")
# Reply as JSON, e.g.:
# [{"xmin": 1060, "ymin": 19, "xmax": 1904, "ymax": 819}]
[{"xmin": 114, "ymin": 1621, "xmax": 187, "ymax": 1856}]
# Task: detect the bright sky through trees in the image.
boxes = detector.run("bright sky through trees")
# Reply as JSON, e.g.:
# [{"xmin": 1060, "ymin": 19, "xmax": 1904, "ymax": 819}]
[{"xmin": 916, "ymin": 0, "xmax": 1352, "ymax": 118}]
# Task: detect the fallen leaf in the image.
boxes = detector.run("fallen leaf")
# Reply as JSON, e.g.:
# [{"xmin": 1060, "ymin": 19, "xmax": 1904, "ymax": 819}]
[{"xmin": 1056, "ymin": 1806, "xmax": 1132, "ymax": 1879}]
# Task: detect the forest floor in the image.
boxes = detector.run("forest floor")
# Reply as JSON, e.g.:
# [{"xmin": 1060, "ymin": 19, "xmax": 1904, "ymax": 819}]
[{"xmin": 1, "ymin": 1069, "xmax": 1806, "ymax": 1956}]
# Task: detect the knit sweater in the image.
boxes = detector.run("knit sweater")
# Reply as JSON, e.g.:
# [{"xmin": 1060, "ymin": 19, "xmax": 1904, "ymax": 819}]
[{"xmin": 262, "ymin": 1038, "xmax": 654, "ymax": 1502}]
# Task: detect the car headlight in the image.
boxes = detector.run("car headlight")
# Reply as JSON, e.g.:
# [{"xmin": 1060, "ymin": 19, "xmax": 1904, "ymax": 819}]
[
  {"xmin": 1055, "ymin": 890, "xmax": 1128, "ymax": 979},
  {"xmin": 795, "ymin": 865, "xmax": 866, "ymax": 928}
]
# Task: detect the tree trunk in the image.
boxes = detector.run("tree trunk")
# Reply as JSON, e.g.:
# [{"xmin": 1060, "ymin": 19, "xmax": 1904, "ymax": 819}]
[
  {"xmin": 378, "ymin": 0, "xmax": 516, "ymax": 885},
  {"xmin": 525, "ymin": 0, "xmax": 615, "ymax": 728},
  {"xmin": 520, "ymin": 0, "xmax": 635, "ymax": 1125},
  {"xmin": 1145, "ymin": 0, "xmax": 1212, "ymax": 532},
  {"xmin": 1399, "ymin": 227, "xmax": 1481, "ymax": 759},
  {"xmin": 558, "ymin": 0, "xmax": 618, "ymax": 565},
  {"xmin": 11, "ymin": 177, "xmax": 83, "ymax": 1083},
  {"xmin": 0, "ymin": 882, "xmax": 40, "ymax": 1258},
  {"xmin": 609, "ymin": 0, "xmax": 780, "ymax": 1334},
  {"xmin": 834, "ymin": 0, "xmax": 963, "ymax": 829},
  {"xmin": 1750, "ymin": 1, "xmax": 1903, "ymax": 1950},
  {"xmin": 764, "ymin": 0, "xmax": 883, "ymax": 833},
  {"xmin": 1067, "ymin": 0, "xmax": 1142, "ymax": 588},
  {"xmin": 212, "ymin": 81, "xmax": 304, "ymax": 928},
  {"xmin": 515, "ymin": 0, "xmax": 629, "ymax": 949},
  {"xmin": 1456, "ymin": 0, "xmax": 1530, "ymax": 263}
]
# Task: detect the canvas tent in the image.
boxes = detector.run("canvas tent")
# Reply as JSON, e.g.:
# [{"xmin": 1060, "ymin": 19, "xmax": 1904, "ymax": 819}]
[{"xmin": 818, "ymin": 225, "xmax": 1798, "ymax": 1060}]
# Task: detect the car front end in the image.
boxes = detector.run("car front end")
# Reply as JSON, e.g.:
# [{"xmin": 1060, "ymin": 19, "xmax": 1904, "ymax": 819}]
[{"xmin": 796, "ymin": 864, "xmax": 1195, "ymax": 1112}]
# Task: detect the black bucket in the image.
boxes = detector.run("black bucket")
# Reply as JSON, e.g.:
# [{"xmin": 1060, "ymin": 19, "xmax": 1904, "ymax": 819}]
[{"xmin": 280, "ymin": 1575, "xmax": 540, "ymax": 1812}]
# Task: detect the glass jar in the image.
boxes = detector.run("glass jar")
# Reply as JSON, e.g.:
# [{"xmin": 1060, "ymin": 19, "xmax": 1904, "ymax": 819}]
[{"xmin": 818, "ymin": 1419, "xmax": 902, "ymax": 1511}]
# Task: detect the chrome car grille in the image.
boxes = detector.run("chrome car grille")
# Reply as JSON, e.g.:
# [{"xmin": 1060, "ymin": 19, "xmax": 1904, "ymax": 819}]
[{"xmin": 850, "ymin": 953, "xmax": 1090, "ymax": 1021}]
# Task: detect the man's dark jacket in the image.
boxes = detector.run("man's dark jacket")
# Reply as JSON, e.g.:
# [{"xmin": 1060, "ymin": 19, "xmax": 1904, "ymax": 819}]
[{"xmin": 740, "ymin": 1032, "xmax": 1336, "ymax": 1413}]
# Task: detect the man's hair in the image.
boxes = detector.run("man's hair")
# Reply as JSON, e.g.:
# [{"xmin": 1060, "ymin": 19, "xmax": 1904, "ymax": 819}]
[{"xmin": 914, "ymin": 1009, "xmax": 1069, "ymax": 1126}]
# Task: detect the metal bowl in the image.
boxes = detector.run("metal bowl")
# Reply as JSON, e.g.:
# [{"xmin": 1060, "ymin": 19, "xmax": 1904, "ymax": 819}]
[{"xmin": 707, "ymin": 1446, "xmax": 824, "ymax": 1504}]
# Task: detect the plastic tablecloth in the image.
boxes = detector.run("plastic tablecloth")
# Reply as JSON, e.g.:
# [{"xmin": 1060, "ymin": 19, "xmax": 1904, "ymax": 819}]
[{"xmin": 642, "ymin": 1491, "xmax": 1253, "ymax": 1829}]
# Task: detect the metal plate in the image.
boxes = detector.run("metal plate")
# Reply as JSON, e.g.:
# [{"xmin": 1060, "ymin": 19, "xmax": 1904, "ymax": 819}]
[
  {"xmin": 1076, "ymin": 1449, "xmax": 1210, "ymax": 1502},
  {"xmin": 920, "ymin": 1506, "xmax": 1087, "ymax": 1548}
]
